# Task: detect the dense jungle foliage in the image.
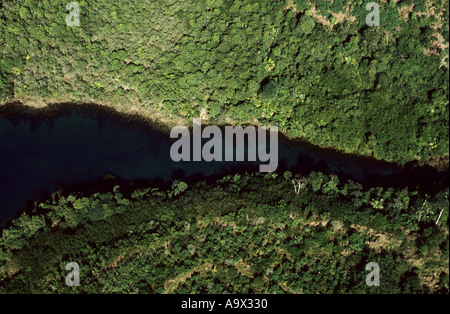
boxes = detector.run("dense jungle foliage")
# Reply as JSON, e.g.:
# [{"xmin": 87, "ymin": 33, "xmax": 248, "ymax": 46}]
[
  {"xmin": 0, "ymin": 171, "xmax": 448, "ymax": 293},
  {"xmin": 0, "ymin": 0, "xmax": 449, "ymax": 163}
]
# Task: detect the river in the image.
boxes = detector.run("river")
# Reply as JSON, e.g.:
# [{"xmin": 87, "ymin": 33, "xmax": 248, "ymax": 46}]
[{"xmin": 0, "ymin": 103, "xmax": 448, "ymax": 227}]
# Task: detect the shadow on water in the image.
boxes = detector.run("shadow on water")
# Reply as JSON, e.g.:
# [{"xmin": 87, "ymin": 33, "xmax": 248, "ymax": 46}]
[{"xmin": 0, "ymin": 102, "xmax": 448, "ymax": 227}]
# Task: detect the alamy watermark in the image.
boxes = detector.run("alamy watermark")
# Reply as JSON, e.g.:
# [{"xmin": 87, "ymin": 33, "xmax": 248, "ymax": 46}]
[
  {"xmin": 365, "ymin": 262, "xmax": 380, "ymax": 286},
  {"xmin": 170, "ymin": 118, "xmax": 278, "ymax": 172},
  {"xmin": 66, "ymin": 2, "xmax": 80, "ymax": 27},
  {"xmin": 366, "ymin": 2, "xmax": 380, "ymax": 27},
  {"xmin": 64, "ymin": 2, "xmax": 380, "ymax": 28},
  {"xmin": 65, "ymin": 262, "xmax": 80, "ymax": 286}
]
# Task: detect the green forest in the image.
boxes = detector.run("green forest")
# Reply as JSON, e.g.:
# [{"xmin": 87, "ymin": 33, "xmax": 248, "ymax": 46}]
[
  {"xmin": 0, "ymin": 0, "xmax": 448, "ymax": 295},
  {"xmin": 0, "ymin": 171, "xmax": 448, "ymax": 293},
  {"xmin": 0, "ymin": 0, "xmax": 448, "ymax": 163}
]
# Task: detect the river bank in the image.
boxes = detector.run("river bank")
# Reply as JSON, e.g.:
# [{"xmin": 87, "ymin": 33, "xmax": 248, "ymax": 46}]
[
  {"xmin": 0, "ymin": 101, "xmax": 448, "ymax": 229},
  {"xmin": 1, "ymin": 99, "xmax": 448, "ymax": 171}
]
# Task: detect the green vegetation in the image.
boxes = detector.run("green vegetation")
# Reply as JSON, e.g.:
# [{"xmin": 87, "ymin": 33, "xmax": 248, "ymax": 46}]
[
  {"xmin": 0, "ymin": 0, "xmax": 448, "ymax": 294},
  {"xmin": 0, "ymin": 0, "xmax": 448, "ymax": 163},
  {"xmin": 1, "ymin": 172, "xmax": 448, "ymax": 293}
]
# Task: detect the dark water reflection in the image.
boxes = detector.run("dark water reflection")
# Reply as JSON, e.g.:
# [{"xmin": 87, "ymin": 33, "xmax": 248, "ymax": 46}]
[{"xmin": 0, "ymin": 103, "xmax": 448, "ymax": 226}]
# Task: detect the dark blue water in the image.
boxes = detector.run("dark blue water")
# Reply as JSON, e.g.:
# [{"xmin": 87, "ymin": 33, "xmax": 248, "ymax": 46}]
[{"xmin": 0, "ymin": 104, "xmax": 447, "ymax": 227}]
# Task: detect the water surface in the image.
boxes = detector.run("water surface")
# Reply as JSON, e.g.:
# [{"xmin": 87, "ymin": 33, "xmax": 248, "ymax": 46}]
[{"xmin": 0, "ymin": 104, "xmax": 447, "ymax": 227}]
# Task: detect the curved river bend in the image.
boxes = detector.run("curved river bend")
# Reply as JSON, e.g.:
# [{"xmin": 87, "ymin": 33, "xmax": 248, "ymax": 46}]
[{"xmin": 0, "ymin": 104, "xmax": 448, "ymax": 227}]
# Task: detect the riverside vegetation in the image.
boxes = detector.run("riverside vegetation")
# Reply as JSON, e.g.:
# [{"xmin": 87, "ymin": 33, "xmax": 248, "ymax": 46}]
[
  {"xmin": 0, "ymin": 0, "xmax": 448, "ymax": 163},
  {"xmin": 0, "ymin": 171, "xmax": 448, "ymax": 293}
]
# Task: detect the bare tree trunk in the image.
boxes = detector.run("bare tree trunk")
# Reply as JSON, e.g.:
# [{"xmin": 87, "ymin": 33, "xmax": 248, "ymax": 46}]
[
  {"xmin": 292, "ymin": 179, "xmax": 304, "ymax": 194},
  {"xmin": 435, "ymin": 209, "xmax": 444, "ymax": 225}
]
